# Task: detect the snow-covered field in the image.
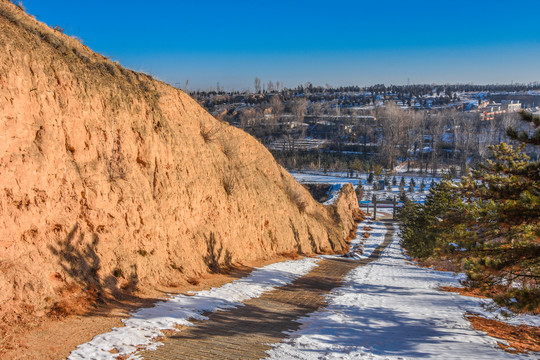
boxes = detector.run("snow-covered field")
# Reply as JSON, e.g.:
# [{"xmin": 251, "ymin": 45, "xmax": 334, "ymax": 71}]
[
  {"xmin": 68, "ymin": 258, "xmax": 320, "ymax": 360},
  {"xmin": 292, "ymin": 170, "xmax": 442, "ymax": 214},
  {"xmin": 265, "ymin": 223, "xmax": 539, "ymax": 360}
]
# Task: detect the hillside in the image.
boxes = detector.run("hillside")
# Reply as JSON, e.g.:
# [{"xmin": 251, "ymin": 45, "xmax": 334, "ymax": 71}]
[{"xmin": 0, "ymin": 0, "xmax": 360, "ymax": 336}]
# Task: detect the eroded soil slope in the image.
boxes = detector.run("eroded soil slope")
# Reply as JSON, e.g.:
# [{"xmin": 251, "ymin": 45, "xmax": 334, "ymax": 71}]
[{"xmin": 0, "ymin": 0, "xmax": 360, "ymax": 331}]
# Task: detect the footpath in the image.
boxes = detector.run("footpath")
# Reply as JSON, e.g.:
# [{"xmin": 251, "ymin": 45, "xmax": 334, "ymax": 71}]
[{"xmin": 139, "ymin": 219, "xmax": 395, "ymax": 360}]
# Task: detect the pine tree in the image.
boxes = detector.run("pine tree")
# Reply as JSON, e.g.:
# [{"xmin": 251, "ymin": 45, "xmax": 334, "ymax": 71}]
[
  {"xmin": 399, "ymin": 179, "xmax": 464, "ymax": 258},
  {"xmin": 438, "ymin": 112, "xmax": 538, "ymax": 311},
  {"xmin": 398, "ymin": 111, "xmax": 540, "ymax": 312},
  {"xmin": 457, "ymin": 141, "xmax": 540, "ymax": 312},
  {"xmin": 507, "ymin": 110, "xmax": 540, "ymax": 145},
  {"xmin": 367, "ymin": 172, "xmax": 374, "ymax": 184}
]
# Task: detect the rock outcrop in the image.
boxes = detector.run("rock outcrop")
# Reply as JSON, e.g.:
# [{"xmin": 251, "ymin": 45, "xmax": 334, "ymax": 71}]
[{"xmin": 0, "ymin": 0, "xmax": 360, "ymax": 323}]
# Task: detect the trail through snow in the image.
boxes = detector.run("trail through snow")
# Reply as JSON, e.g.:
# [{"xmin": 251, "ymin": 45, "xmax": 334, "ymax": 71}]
[
  {"xmin": 67, "ymin": 258, "xmax": 320, "ymax": 360},
  {"xmin": 265, "ymin": 222, "xmax": 538, "ymax": 359}
]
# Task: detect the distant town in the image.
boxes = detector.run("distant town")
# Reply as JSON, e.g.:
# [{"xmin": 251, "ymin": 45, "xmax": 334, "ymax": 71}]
[{"xmin": 190, "ymin": 82, "xmax": 540, "ymax": 175}]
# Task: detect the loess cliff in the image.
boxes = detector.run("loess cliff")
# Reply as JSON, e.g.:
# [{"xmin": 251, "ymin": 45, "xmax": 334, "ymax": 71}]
[{"xmin": 0, "ymin": 0, "xmax": 360, "ymax": 327}]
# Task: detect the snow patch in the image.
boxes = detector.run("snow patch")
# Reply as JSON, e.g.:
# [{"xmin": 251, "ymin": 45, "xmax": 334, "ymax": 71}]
[{"xmin": 68, "ymin": 257, "xmax": 320, "ymax": 360}]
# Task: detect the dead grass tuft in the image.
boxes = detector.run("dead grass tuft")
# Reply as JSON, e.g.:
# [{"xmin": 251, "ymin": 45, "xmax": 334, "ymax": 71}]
[
  {"xmin": 200, "ymin": 122, "xmax": 221, "ymax": 143},
  {"xmin": 222, "ymin": 171, "xmax": 237, "ymax": 196},
  {"xmin": 220, "ymin": 137, "xmax": 237, "ymax": 160},
  {"xmin": 285, "ymin": 183, "xmax": 308, "ymax": 213}
]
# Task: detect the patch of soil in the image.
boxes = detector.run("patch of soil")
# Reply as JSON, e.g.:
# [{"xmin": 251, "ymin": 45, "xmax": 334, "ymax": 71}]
[
  {"xmin": 439, "ymin": 286, "xmax": 489, "ymax": 299},
  {"xmin": 465, "ymin": 313, "xmax": 540, "ymax": 354},
  {"xmin": 411, "ymin": 257, "xmax": 461, "ymax": 273}
]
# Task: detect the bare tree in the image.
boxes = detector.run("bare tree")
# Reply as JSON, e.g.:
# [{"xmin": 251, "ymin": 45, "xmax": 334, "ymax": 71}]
[
  {"xmin": 427, "ymin": 113, "xmax": 446, "ymax": 175},
  {"xmin": 291, "ymin": 98, "xmax": 308, "ymax": 137},
  {"xmin": 377, "ymin": 102, "xmax": 408, "ymax": 170},
  {"xmin": 254, "ymin": 77, "xmax": 261, "ymax": 93},
  {"xmin": 269, "ymin": 95, "xmax": 284, "ymax": 129},
  {"xmin": 456, "ymin": 112, "xmax": 477, "ymax": 174},
  {"xmin": 311, "ymin": 102, "xmax": 323, "ymax": 119}
]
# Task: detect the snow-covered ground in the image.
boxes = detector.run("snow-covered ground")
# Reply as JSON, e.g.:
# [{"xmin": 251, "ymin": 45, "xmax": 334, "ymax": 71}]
[
  {"xmin": 68, "ymin": 258, "xmax": 320, "ymax": 360},
  {"xmin": 265, "ymin": 223, "xmax": 539, "ymax": 360},
  {"xmin": 323, "ymin": 219, "xmax": 388, "ymax": 260},
  {"xmin": 292, "ymin": 170, "xmax": 443, "ymax": 214}
]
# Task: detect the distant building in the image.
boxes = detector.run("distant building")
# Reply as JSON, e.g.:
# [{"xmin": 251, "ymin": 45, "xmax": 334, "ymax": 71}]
[
  {"xmin": 479, "ymin": 100, "xmax": 521, "ymax": 120},
  {"xmin": 501, "ymin": 100, "xmax": 522, "ymax": 112}
]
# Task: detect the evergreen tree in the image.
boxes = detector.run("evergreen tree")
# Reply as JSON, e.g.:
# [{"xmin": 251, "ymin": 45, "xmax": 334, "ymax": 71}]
[
  {"xmin": 453, "ymin": 142, "xmax": 539, "ymax": 311},
  {"xmin": 507, "ymin": 110, "xmax": 540, "ymax": 145},
  {"xmin": 399, "ymin": 177, "xmax": 405, "ymax": 193},
  {"xmin": 399, "ymin": 179, "xmax": 464, "ymax": 258},
  {"xmin": 367, "ymin": 172, "xmax": 374, "ymax": 184},
  {"xmin": 399, "ymin": 111, "xmax": 540, "ymax": 312}
]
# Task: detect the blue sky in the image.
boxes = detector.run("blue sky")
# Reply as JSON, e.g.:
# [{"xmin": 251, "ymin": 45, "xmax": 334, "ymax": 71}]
[{"xmin": 24, "ymin": 0, "xmax": 540, "ymax": 90}]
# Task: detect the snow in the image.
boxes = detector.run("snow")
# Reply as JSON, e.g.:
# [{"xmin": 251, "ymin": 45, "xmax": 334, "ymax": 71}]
[
  {"xmin": 291, "ymin": 171, "xmax": 361, "ymax": 187},
  {"xmin": 68, "ymin": 257, "xmax": 320, "ymax": 360},
  {"xmin": 290, "ymin": 170, "xmax": 444, "ymax": 207},
  {"xmin": 265, "ymin": 224, "xmax": 539, "ymax": 359},
  {"xmin": 328, "ymin": 219, "xmax": 387, "ymax": 260}
]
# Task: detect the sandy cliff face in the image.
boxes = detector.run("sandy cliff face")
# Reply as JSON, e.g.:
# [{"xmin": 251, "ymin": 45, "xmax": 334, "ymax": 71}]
[{"xmin": 0, "ymin": 1, "xmax": 360, "ymax": 323}]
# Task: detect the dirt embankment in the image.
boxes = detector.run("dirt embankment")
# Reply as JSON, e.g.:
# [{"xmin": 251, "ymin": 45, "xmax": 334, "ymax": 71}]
[{"xmin": 0, "ymin": 0, "xmax": 360, "ymax": 348}]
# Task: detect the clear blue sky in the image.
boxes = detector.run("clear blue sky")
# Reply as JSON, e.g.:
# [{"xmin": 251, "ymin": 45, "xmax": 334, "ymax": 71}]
[{"xmin": 23, "ymin": 0, "xmax": 540, "ymax": 90}]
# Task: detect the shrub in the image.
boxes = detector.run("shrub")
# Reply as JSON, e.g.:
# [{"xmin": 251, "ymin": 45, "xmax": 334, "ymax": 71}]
[
  {"xmin": 222, "ymin": 172, "xmax": 237, "ymax": 196},
  {"xmin": 200, "ymin": 122, "xmax": 221, "ymax": 143}
]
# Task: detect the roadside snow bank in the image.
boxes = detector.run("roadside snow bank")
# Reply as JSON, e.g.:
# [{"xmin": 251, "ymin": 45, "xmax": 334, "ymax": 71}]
[
  {"xmin": 68, "ymin": 257, "xmax": 320, "ymax": 360},
  {"xmin": 266, "ymin": 226, "xmax": 538, "ymax": 359}
]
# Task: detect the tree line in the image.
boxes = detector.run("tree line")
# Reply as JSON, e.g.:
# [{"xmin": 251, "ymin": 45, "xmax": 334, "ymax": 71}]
[{"xmin": 398, "ymin": 112, "xmax": 540, "ymax": 313}]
